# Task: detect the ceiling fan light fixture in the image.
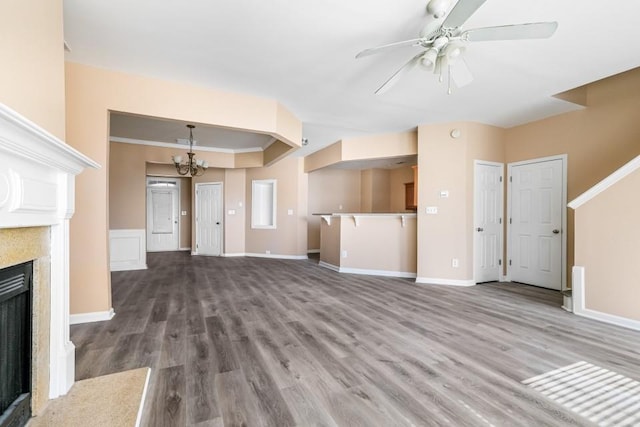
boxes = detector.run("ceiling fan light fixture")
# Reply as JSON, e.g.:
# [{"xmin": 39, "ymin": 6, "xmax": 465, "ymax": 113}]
[
  {"xmin": 421, "ymin": 48, "xmax": 438, "ymax": 70},
  {"xmin": 426, "ymin": 0, "xmax": 450, "ymax": 19}
]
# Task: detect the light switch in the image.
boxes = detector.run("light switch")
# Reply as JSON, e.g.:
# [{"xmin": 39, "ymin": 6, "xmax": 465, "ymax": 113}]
[
  {"xmin": 181, "ymin": 211, "xmax": 187, "ymax": 216},
  {"xmin": 440, "ymin": 190, "xmax": 449, "ymax": 198},
  {"xmin": 287, "ymin": 209, "xmax": 294, "ymax": 215},
  {"xmin": 238, "ymin": 202, "xmax": 243, "ymax": 208},
  {"xmin": 228, "ymin": 209, "xmax": 236, "ymax": 215},
  {"xmin": 426, "ymin": 206, "xmax": 438, "ymax": 214}
]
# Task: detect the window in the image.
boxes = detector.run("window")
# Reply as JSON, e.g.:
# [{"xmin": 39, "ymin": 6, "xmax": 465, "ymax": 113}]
[{"xmin": 252, "ymin": 179, "xmax": 277, "ymax": 229}]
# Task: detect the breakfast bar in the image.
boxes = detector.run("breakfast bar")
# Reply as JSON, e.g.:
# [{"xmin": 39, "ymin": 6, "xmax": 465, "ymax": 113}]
[{"xmin": 314, "ymin": 213, "xmax": 417, "ymax": 278}]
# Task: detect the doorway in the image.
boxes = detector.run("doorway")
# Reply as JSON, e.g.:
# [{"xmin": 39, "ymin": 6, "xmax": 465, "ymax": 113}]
[
  {"xmin": 474, "ymin": 161, "xmax": 504, "ymax": 283},
  {"xmin": 507, "ymin": 155, "xmax": 567, "ymax": 290},
  {"xmin": 146, "ymin": 178, "xmax": 180, "ymax": 252},
  {"xmin": 195, "ymin": 182, "xmax": 223, "ymax": 256}
]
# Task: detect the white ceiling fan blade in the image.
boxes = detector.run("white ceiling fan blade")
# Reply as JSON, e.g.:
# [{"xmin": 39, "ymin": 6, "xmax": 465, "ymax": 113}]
[
  {"xmin": 356, "ymin": 38, "xmax": 425, "ymax": 59},
  {"xmin": 450, "ymin": 58, "xmax": 474, "ymax": 88},
  {"xmin": 442, "ymin": 0, "xmax": 487, "ymax": 29},
  {"xmin": 375, "ymin": 53, "xmax": 423, "ymax": 94},
  {"xmin": 463, "ymin": 22, "xmax": 558, "ymax": 42}
]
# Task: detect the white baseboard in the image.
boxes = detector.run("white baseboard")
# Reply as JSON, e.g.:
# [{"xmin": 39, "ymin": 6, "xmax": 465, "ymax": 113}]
[
  {"xmin": 179, "ymin": 247, "xmax": 191, "ymax": 251},
  {"xmin": 572, "ymin": 266, "xmax": 640, "ymax": 331},
  {"xmin": 307, "ymin": 249, "xmax": 320, "ymax": 254},
  {"xmin": 415, "ymin": 277, "xmax": 476, "ymax": 287},
  {"xmin": 500, "ymin": 274, "xmax": 509, "ymax": 282},
  {"xmin": 245, "ymin": 253, "xmax": 308, "ymax": 260},
  {"xmin": 222, "ymin": 253, "xmax": 246, "ymax": 257},
  {"xmin": 110, "ymin": 229, "xmax": 147, "ymax": 271},
  {"xmin": 318, "ymin": 261, "xmax": 416, "ymax": 278},
  {"xmin": 340, "ymin": 267, "xmax": 416, "ymax": 279},
  {"xmin": 69, "ymin": 307, "xmax": 115, "ymax": 325},
  {"xmin": 318, "ymin": 261, "xmax": 339, "ymax": 272}
]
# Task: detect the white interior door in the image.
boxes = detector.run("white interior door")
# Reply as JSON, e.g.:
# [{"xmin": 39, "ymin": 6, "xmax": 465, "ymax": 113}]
[
  {"xmin": 196, "ymin": 183, "xmax": 223, "ymax": 256},
  {"xmin": 474, "ymin": 161, "xmax": 504, "ymax": 283},
  {"xmin": 146, "ymin": 179, "xmax": 179, "ymax": 252},
  {"xmin": 508, "ymin": 157, "xmax": 564, "ymax": 290}
]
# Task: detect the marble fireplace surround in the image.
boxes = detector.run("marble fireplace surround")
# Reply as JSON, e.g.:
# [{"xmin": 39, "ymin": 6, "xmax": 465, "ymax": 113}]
[{"xmin": 0, "ymin": 103, "xmax": 98, "ymax": 412}]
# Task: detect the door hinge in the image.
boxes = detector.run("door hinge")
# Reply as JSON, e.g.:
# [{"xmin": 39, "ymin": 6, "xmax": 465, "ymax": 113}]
[
  {"xmin": 196, "ymin": 244, "xmax": 198, "ymax": 249},
  {"xmin": 509, "ymin": 218, "xmax": 512, "ymax": 224},
  {"xmin": 499, "ymin": 176, "xmax": 503, "ymax": 182},
  {"xmin": 509, "ymin": 259, "xmax": 512, "ymax": 266},
  {"xmin": 499, "ymin": 218, "xmax": 502, "ymax": 224},
  {"xmin": 509, "ymin": 176, "xmax": 512, "ymax": 182},
  {"xmin": 499, "ymin": 259, "xmax": 502, "ymax": 266}
]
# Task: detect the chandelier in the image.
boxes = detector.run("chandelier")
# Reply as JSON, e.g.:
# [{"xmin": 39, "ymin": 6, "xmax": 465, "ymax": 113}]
[{"xmin": 172, "ymin": 124, "xmax": 208, "ymax": 176}]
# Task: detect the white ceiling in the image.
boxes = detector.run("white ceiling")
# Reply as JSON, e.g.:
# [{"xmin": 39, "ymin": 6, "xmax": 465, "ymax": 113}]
[{"xmin": 64, "ymin": 0, "xmax": 640, "ymax": 157}]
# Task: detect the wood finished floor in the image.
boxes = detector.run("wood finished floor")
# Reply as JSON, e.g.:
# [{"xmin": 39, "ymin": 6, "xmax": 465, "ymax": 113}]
[{"xmin": 71, "ymin": 252, "xmax": 640, "ymax": 426}]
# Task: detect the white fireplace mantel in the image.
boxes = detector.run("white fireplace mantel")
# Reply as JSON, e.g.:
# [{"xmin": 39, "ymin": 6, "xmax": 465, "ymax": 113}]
[{"xmin": 0, "ymin": 103, "xmax": 99, "ymax": 398}]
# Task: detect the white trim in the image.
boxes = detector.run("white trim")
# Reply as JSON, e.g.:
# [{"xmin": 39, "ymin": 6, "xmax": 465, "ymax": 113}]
[
  {"xmin": 109, "ymin": 229, "xmax": 147, "ymax": 271},
  {"xmin": 0, "ymin": 103, "xmax": 99, "ymax": 399},
  {"xmin": 568, "ymin": 154, "xmax": 640, "ymax": 209},
  {"xmin": 251, "ymin": 179, "xmax": 277, "ymax": 229},
  {"xmin": 473, "ymin": 160, "xmax": 505, "ymax": 284},
  {"xmin": 338, "ymin": 267, "xmax": 417, "ymax": 279},
  {"xmin": 500, "ymin": 274, "xmax": 509, "ymax": 282},
  {"xmin": 222, "ymin": 252, "xmax": 246, "ymax": 257},
  {"xmin": 507, "ymin": 154, "xmax": 568, "ymax": 291},
  {"xmin": 415, "ymin": 277, "xmax": 476, "ymax": 286},
  {"xmin": 572, "ymin": 266, "xmax": 640, "ymax": 331},
  {"xmin": 69, "ymin": 308, "xmax": 116, "ymax": 325},
  {"xmin": 318, "ymin": 261, "xmax": 340, "ymax": 272},
  {"xmin": 245, "ymin": 253, "xmax": 308, "ymax": 260},
  {"xmin": 135, "ymin": 368, "xmax": 152, "ymax": 427},
  {"xmin": 179, "ymin": 247, "xmax": 191, "ymax": 251},
  {"xmin": 191, "ymin": 251, "xmax": 197, "ymax": 256},
  {"xmin": 307, "ymin": 249, "xmax": 320, "ymax": 254},
  {"xmin": 0, "ymin": 103, "xmax": 99, "ymax": 174},
  {"xmin": 110, "ymin": 136, "xmax": 264, "ymax": 154}
]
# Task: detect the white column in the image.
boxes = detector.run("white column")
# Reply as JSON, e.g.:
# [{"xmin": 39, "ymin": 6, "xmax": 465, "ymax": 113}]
[{"xmin": 49, "ymin": 173, "xmax": 75, "ymax": 398}]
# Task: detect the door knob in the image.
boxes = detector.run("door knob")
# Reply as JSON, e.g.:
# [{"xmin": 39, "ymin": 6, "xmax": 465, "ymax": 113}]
[
  {"xmin": 476, "ymin": 227, "xmax": 484, "ymax": 232},
  {"xmin": 552, "ymin": 229, "xmax": 560, "ymax": 234},
  {"xmin": 216, "ymin": 222, "xmax": 220, "ymax": 225}
]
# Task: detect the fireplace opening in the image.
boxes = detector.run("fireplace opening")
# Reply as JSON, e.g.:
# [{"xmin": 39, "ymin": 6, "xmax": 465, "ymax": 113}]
[{"xmin": 0, "ymin": 261, "xmax": 32, "ymax": 427}]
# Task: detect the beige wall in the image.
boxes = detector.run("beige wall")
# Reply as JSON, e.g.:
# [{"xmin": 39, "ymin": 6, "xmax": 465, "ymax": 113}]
[
  {"xmin": 66, "ymin": 62, "xmax": 302, "ymax": 314},
  {"xmin": 389, "ymin": 166, "xmax": 416, "ymax": 212},
  {"xmin": 342, "ymin": 131, "xmax": 417, "ymax": 161},
  {"xmin": 307, "ymin": 169, "xmax": 361, "ymax": 251},
  {"xmin": 319, "ymin": 219, "xmax": 341, "ymax": 267},
  {"xmin": 245, "ymin": 156, "xmax": 308, "ymax": 256},
  {"xmin": 574, "ymin": 165, "xmax": 640, "ymax": 321},
  {"xmin": 360, "ymin": 169, "xmax": 391, "ymax": 213},
  {"xmin": 340, "ymin": 216, "xmax": 417, "ymax": 273},
  {"xmin": 505, "ymin": 67, "xmax": 640, "ymax": 285},
  {"xmin": 224, "ymin": 169, "xmax": 247, "ymax": 255},
  {"xmin": 0, "ymin": 0, "xmax": 65, "ymax": 139},
  {"xmin": 417, "ymin": 122, "xmax": 505, "ymax": 281},
  {"xmin": 305, "ymin": 130, "xmax": 418, "ymax": 172}
]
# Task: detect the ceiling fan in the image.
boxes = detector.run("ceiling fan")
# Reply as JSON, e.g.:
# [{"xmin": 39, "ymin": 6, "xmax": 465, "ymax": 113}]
[{"xmin": 356, "ymin": 0, "xmax": 558, "ymax": 94}]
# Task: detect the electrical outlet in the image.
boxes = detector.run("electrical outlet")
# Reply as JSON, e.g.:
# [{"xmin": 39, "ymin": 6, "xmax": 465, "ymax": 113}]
[
  {"xmin": 426, "ymin": 206, "xmax": 438, "ymax": 214},
  {"xmin": 266, "ymin": 250, "xmax": 271, "ymax": 255},
  {"xmin": 452, "ymin": 258, "xmax": 459, "ymax": 268},
  {"xmin": 181, "ymin": 211, "xmax": 187, "ymax": 216},
  {"xmin": 287, "ymin": 209, "xmax": 294, "ymax": 215}
]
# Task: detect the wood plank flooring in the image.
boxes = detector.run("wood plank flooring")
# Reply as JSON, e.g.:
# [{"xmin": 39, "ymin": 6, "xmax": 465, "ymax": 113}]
[{"xmin": 71, "ymin": 252, "xmax": 640, "ymax": 426}]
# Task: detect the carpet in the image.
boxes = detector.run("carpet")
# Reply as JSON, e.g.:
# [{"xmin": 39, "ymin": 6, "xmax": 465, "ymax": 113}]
[{"xmin": 28, "ymin": 368, "xmax": 150, "ymax": 427}]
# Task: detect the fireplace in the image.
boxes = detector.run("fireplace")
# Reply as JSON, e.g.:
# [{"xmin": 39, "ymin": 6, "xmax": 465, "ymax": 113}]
[
  {"xmin": 0, "ymin": 261, "xmax": 33, "ymax": 427},
  {"xmin": 0, "ymin": 103, "xmax": 98, "ymax": 419}
]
